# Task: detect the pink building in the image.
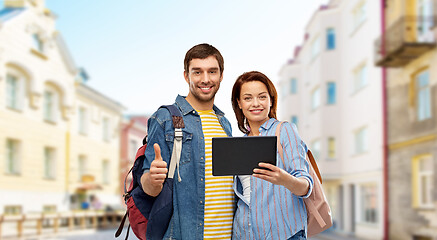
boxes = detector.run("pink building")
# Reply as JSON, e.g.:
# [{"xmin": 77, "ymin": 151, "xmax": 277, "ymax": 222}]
[{"xmin": 120, "ymin": 115, "xmax": 149, "ymax": 197}]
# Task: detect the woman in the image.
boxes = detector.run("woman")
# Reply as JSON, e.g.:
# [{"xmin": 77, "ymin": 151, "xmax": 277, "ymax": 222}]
[{"xmin": 231, "ymin": 71, "xmax": 313, "ymax": 240}]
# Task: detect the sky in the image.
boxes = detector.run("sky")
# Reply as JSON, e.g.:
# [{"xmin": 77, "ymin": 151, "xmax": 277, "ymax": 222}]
[{"xmin": 3, "ymin": 0, "xmax": 330, "ymax": 133}]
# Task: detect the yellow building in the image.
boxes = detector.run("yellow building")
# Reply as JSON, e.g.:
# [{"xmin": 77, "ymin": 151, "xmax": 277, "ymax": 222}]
[
  {"xmin": 375, "ymin": 0, "xmax": 437, "ymax": 239},
  {"xmin": 0, "ymin": 0, "xmax": 124, "ymax": 214}
]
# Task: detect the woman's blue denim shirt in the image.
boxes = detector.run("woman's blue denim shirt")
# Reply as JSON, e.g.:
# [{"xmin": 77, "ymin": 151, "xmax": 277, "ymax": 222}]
[{"xmin": 142, "ymin": 95, "xmax": 232, "ymax": 239}]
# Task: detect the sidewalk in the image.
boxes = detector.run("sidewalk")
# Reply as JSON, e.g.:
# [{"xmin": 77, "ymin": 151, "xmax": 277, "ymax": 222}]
[{"xmin": 311, "ymin": 231, "xmax": 364, "ymax": 240}]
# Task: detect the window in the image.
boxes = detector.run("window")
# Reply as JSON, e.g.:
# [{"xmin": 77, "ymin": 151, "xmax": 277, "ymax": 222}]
[
  {"xmin": 43, "ymin": 90, "xmax": 59, "ymax": 122},
  {"xmin": 290, "ymin": 78, "xmax": 298, "ymax": 94},
  {"xmin": 4, "ymin": 205, "xmax": 22, "ymax": 215},
  {"xmin": 32, "ymin": 33, "xmax": 44, "ymax": 52},
  {"xmin": 311, "ymin": 35, "xmax": 321, "ymax": 59},
  {"xmin": 354, "ymin": 127, "xmax": 368, "ymax": 154},
  {"xmin": 5, "ymin": 139, "xmax": 20, "ymax": 174},
  {"xmin": 78, "ymin": 107, "xmax": 87, "ymax": 135},
  {"xmin": 353, "ymin": 1, "xmax": 367, "ymax": 30},
  {"xmin": 311, "ymin": 87, "xmax": 321, "ymax": 110},
  {"xmin": 102, "ymin": 117, "xmax": 110, "ymax": 141},
  {"xmin": 416, "ymin": 70, "xmax": 432, "ymax": 120},
  {"xmin": 361, "ymin": 184, "xmax": 378, "ymax": 223},
  {"xmin": 291, "ymin": 116, "xmax": 299, "ymax": 128},
  {"xmin": 328, "ymin": 137, "xmax": 336, "ymax": 159},
  {"xmin": 44, "ymin": 147, "xmax": 56, "ymax": 179},
  {"xmin": 353, "ymin": 64, "xmax": 367, "ymax": 92},
  {"xmin": 327, "ymin": 82, "xmax": 336, "ymax": 104},
  {"xmin": 311, "ymin": 139, "xmax": 321, "ymax": 159},
  {"xmin": 413, "ymin": 155, "xmax": 434, "ymax": 208},
  {"xmin": 6, "ymin": 74, "xmax": 21, "ymax": 110},
  {"xmin": 78, "ymin": 155, "xmax": 87, "ymax": 181},
  {"xmin": 102, "ymin": 160, "xmax": 110, "ymax": 184},
  {"xmin": 43, "ymin": 205, "xmax": 57, "ymax": 213},
  {"xmin": 417, "ymin": 0, "xmax": 434, "ymax": 41},
  {"xmin": 326, "ymin": 28, "xmax": 336, "ymax": 50}
]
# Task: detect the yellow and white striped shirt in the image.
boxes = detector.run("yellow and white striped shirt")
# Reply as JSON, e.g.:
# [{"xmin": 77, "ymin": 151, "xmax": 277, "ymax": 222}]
[{"xmin": 198, "ymin": 110, "xmax": 234, "ymax": 240}]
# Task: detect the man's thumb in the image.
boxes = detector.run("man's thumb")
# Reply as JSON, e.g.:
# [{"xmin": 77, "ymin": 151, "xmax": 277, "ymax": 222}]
[{"xmin": 154, "ymin": 143, "xmax": 162, "ymax": 160}]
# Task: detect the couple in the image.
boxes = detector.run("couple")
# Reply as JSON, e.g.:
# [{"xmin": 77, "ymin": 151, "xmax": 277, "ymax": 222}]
[{"xmin": 140, "ymin": 43, "xmax": 313, "ymax": 240}]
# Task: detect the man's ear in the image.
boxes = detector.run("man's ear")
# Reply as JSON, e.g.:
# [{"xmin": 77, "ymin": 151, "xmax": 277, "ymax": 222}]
[
  {"xmin": 184, "ymin": 71, "xmax": 189, "ymax": 84},
  {"xmin": 219, "ymin": 73, "xmax": 224, "ymax": 83}
]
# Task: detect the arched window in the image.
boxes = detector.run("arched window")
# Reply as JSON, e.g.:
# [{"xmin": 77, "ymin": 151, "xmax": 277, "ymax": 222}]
[
  {"xmin": 43, "ymin": 83, "xmax": 61, "ymax": 123},
  {"xmin": 5, "ymin": 67, "xmax": 28, "ymax": 111}
]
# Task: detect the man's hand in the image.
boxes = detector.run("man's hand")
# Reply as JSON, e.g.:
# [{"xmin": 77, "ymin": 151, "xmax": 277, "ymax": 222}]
[{"xmin": 141, "ymin": 143, "xmax": 168, "ymax": 197}]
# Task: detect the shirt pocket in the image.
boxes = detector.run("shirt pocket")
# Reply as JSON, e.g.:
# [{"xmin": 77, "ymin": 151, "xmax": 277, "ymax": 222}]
[{"xmin": 165, "ymin": 129, "xmax": 192, "ymax": 165}]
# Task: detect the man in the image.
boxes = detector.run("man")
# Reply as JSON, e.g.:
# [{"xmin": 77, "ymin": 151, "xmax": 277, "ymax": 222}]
[{"xmin": 141, "ymin": 43, "xmax": 234, "ymax": 239}]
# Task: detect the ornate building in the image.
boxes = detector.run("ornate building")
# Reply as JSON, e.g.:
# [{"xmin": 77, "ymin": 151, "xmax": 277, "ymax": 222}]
[{"xmin": 0, "ymin": 0, "xmax": 124, "ymax": 214}]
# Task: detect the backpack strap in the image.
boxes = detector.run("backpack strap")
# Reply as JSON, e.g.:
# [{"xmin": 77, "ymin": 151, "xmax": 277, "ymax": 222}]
[
  {"xmin": 275, "ymin": 121, "xmax": 323, "ymax": 183},
  {"xmin": 160, "ymin": 105, "xmax": 184, "ymax": 182}
]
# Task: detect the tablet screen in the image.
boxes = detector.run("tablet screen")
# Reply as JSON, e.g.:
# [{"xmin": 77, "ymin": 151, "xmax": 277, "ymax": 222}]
[{"xmin": 212, "ymin": 136, "xmax": 277, "ymax": 176}]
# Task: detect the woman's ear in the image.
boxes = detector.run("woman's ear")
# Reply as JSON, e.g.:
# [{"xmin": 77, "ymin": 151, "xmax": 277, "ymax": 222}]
[{"xmin": 237, "ymin": 99, "xmax": 242, "ymax": 109}]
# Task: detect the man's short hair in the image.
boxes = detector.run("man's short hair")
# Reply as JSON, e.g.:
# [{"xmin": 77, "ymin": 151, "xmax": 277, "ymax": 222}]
[{"xmin": 184, "ymin": 43, "xmax": 224, "ymax": 76}]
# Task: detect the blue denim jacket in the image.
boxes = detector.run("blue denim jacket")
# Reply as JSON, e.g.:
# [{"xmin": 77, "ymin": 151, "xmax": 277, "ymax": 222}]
[{"xmin": 142, "ymin": 95, "xmax": 232, "ymax": 240}]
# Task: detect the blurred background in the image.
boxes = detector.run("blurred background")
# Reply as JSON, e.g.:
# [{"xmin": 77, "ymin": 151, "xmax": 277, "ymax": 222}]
[{"xmin": 0, "ymin": 0, "xmax": 436, "ymax": 239}]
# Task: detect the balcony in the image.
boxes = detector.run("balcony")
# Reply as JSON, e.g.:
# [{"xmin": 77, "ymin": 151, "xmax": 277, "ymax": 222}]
[{"xmin": 375, "ymin": 16, "xmax": 437, "ymax": 67}]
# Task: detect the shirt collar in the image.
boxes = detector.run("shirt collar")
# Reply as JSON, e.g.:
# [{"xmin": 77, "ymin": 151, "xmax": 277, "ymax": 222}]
[
  {"xmin": 175, "ymin": 94, "xmax": 225, "ymax": 117},
  {"xmin": 260, "ymin": 118, "xmax": 277, "ymax": 132}
]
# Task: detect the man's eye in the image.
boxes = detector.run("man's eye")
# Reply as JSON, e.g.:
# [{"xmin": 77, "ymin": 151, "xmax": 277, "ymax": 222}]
[
  {"xmin": 210, "ymin": 71, "xmax": 217, "ymax": 74},
  {"xmin": 193, "ymin": 71, "xmax": 200, "ymax": 75}
]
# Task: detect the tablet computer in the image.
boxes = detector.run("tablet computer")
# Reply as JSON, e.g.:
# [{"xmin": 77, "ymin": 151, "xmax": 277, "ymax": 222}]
[{"xmin": 212, "ymin": 136, "xmax": 277, "ymax": 176}]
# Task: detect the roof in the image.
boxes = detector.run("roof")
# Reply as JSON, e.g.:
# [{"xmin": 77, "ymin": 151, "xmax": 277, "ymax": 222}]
[{"xmin": 0, "ymin": 7, "xmax": 25, "ymax": 22}]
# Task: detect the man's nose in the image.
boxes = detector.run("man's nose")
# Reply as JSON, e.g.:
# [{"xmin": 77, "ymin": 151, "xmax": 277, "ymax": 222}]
[{"xmin": 201, "ymin": 72, "xmax": 211, "ymax": 83}]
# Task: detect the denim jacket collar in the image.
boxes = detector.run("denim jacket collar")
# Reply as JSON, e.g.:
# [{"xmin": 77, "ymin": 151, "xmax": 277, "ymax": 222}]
[{"xmin": 175, "ymin": 94, "xmax": 225, "ymax": 117}]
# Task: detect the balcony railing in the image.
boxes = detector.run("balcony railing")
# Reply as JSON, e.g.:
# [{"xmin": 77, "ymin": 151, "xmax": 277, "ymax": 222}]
[{"xmin": 374, "ymin": 16, "xmax": 437, "ymax": 67}]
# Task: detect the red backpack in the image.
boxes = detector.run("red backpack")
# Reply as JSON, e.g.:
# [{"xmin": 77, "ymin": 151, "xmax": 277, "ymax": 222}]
[
  {"xmin": 115, "ymin": 105, "xmax": 184, "ymax": 240},
  {"xmin": 276, "ymin": 122, "xmax": 333, "ymax": 237}
]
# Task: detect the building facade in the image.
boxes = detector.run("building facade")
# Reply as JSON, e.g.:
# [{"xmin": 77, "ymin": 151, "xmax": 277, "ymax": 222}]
[
  {"xmin": 0, "ymin": 0, "xmax": 124, "ymax": 214},
  {"xmin": 120, "ymin": 115, "xmax": 148, "ymax": 197},
  {"xmin": 375, "ymin": 0, "xmax": 437, "ymax": 239},
  {"xmin": 279, "ymin": 0, "xmax": 384, "ymax": 239}
]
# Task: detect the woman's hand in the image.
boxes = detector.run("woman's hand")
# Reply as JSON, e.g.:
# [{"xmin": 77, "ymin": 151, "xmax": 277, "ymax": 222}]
[
  {"xmin": 253, "ymin": 162, "xmax": 292, "ymax": 187},
  {"xmin": 253, "ymin": 162, "xmax": 310, "ymax": 196}
]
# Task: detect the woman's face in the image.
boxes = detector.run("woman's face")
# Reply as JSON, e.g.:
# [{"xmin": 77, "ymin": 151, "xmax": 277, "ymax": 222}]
[{"xmin": 238, "ymin": 81, "xmax": 271, "ymax": 127}]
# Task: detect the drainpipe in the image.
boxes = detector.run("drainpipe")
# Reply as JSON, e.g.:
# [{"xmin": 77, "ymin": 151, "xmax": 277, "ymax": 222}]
[{"xmin": 381, "ymin": 1, "xmax": 389, "ymax": 240}]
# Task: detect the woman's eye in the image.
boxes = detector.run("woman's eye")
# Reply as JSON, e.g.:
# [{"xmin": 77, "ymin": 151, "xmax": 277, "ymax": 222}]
[{"xmin": 259, "ymin": 95, "xmax": 267, "ymax": 99}]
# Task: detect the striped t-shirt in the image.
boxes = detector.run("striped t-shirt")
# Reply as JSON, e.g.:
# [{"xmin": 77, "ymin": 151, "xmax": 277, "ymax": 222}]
[{"xmin": 198, "ymin": 110, "xmax": 234, "ymax": 240}]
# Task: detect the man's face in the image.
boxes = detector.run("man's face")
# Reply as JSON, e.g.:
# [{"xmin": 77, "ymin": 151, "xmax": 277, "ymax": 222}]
[{"xmin": 184, "ymin": 56, "xmax": 223, "ymax": 103}]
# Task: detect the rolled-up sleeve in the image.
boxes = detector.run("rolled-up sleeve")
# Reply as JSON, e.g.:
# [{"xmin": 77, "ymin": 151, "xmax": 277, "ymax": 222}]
[{"xmin": 280, "ymin": 122, "xmax": 313, "ymax": 198}]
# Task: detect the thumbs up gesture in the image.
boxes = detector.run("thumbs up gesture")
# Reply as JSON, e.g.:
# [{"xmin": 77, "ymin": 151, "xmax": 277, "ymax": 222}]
[{"xmin": 149, "ymin": 143, "xmax": 168, "ymax": 188}]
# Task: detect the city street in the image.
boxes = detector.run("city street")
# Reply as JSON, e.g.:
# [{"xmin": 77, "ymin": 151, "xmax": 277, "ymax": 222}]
[{"xmin": 20, "ymin": 228, "xmax": 359, "ymax": 240}]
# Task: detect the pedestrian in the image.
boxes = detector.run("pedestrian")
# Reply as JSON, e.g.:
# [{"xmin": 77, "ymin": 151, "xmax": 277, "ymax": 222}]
[
  {"xmin": 140, "ymin": 43, "xmax": 234, "ymax": 239},
  {"xmin": 231, "ymin": 71, "xmax": 313, "ymax": 240}
]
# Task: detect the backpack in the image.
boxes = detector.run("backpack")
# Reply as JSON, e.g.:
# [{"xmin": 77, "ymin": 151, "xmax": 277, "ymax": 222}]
[
  {"xmin": 115, "ymin": 105, "xmax": 184, "ymax": 240},
  {"xmin": 275, "ymin": 122, "xmax": 333, "ymax": 237}
]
